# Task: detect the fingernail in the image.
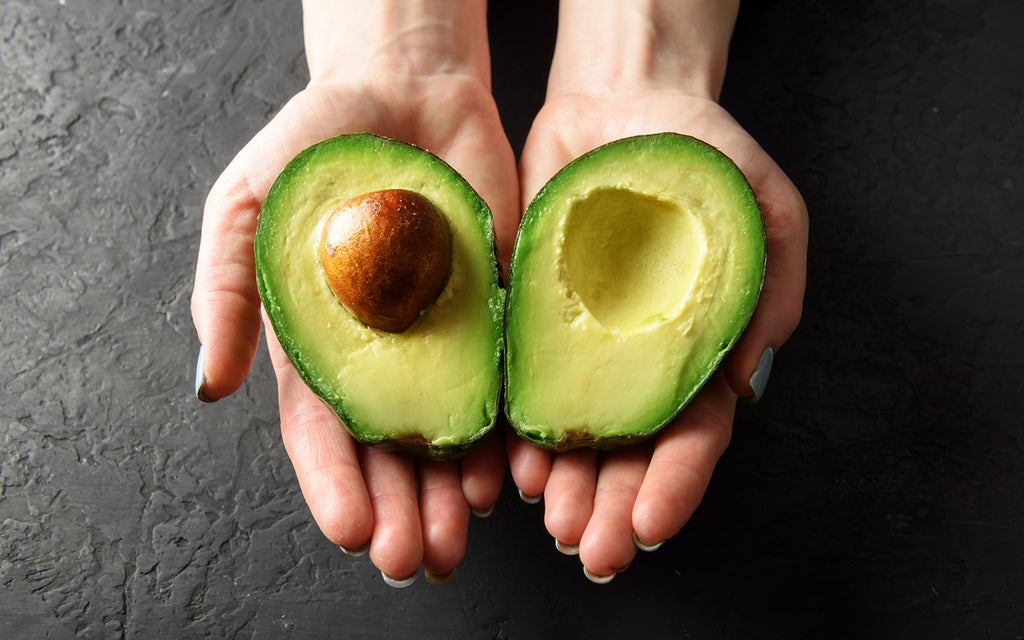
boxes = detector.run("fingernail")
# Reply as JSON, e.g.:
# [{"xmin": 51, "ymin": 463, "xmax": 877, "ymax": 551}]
[
  {"xmin": 195, "ymin": 344, "xmax": 215, "ymax": 403},
  {"xmin": 632, "ymin": 531, "xmax": 664, "ymax": 553},
  {"xmin": 424, "ymin": 568, "xmax": 455, "ymax": 586},
  {"xmin": 471, "ymin": 504, "xmax": 495, "ymax": 518},
  {"xmin": 518, "ymin": 488, "xmax": 542, "ymax": 505},
  {"xmin": 338, "ymin": 541, "xmax": 370, "ymax": 557},
  {"xmin": 583, "ymin": 566, "xmax": 616, "ymax": 585},
  {"xmin": 555, "ymin": 539, "xmax": 580, "ymax": 556},
  {"xmin": 745, "ymin": 346, "xmax": 774, "ymax": 403},
  {"xmin": 382, "ymin": 570, "xmax": 418, "ymax": 588}
]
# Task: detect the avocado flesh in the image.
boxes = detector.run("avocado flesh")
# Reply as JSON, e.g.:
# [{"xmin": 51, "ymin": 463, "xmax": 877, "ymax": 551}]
[
  {"xmin": 255, "ymin": 133, "xmax": 504, "ymax": 458},
  {"xmin": 504, "ymin": 133, "xmax": 766, "ymax": 450}
]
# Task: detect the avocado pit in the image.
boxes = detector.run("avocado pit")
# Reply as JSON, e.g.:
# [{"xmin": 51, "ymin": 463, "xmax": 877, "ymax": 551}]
[{"xmin": 319, "ymin": 189, "xmax": 452, "ymax": 333}]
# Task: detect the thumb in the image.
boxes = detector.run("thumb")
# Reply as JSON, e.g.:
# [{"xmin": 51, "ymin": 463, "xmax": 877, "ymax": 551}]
[
  {"xmin": 724, "ymin": 170, "xmax": 808, "ymax": 402},
  {"xmin": 191, "ymin": 168, "xmax": 264, "ymax": 401},
  {"xmin": 190, "ymin": 89, "xmax": 344, "ymax": 401}
]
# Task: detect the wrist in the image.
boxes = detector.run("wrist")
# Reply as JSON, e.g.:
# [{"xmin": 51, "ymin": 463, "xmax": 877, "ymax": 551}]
[
  {"xmin": 302, "ymin": 0, "xmax": 491, "ymax": 87},
  {"xmin": 547, "ymin": 0, "xmax": 738, "ymax": 102}
]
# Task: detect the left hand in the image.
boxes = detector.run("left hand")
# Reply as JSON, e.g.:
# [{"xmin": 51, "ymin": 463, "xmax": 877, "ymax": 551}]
[{"xmin": 509, "ymin": 89, "xmax": 808, "ymax": 582}]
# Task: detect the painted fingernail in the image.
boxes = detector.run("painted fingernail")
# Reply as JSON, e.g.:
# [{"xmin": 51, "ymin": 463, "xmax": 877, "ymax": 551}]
[
  {"xmin": 518, "ymin": 488, "xmax": 542, "ymax": 505},
  {"xmin": 745, "ymin": 346, "xmax": 774, "ymax": 403},
  {"xmin": 583, "ymin": 566, "xmax": 616, "ymax": 585},
  {"xmin": 632, "ymin": 531, "xmax": 664, "ymax": 553},
  {"xmin": 382, "ymin": 570, "xmax": 418, "ymax": 589},
  {"xmin": 338, "ymin": 541, "xmax": 370, "ymax": 557},
  {"xmin": 195, "ymin": 344, "xmax": 215, "ymax": 403},
  {"xmin": 424, "ymin": 568, "xmax": 455, "ymax": 586},
  {"xmin": 555, "ymin": 539, "xmax": 580, "ymax": 556},
  {"xmin": 471, "ymin": 504, "xmax": 495, "ymax": 518}
]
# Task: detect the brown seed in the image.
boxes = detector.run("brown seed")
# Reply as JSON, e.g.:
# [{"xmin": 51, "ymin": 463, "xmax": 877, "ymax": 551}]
[{"xmin": 319, "ymin": 189, "xmax": 452, "ymax": 333}]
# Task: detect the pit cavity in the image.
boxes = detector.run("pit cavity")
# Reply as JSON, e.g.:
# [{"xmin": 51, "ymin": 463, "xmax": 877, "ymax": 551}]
[{"xmin": 561, "ymin": 187, "xmax": 706, "ymax": 333}]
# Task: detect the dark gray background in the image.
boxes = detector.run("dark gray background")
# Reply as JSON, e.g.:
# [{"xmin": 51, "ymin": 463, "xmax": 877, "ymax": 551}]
[{"xmin": 2, "ymin": 0, "xmax": 1022, "ymax": 638}]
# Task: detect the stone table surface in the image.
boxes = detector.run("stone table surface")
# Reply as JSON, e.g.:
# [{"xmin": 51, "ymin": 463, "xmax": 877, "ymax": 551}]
[{"xmin": 2, "ymin": 1, "xmax": 1022, "ymax": 638}]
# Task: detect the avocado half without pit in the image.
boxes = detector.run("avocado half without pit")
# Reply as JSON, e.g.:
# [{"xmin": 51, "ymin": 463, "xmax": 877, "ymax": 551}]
[
  {"xmin": 255, "ymin": 133, "xmax": 504, "ymax": 458},
  {"xmin": 504, "ymin": 133, "xmax": 766, "ymax": 450}
]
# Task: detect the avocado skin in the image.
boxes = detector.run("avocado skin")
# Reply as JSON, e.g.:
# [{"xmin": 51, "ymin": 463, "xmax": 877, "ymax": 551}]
[
  {"xmin": 256, "ymin": 133, "xmax": 504, "ymax": 460},
  {"xmin": 514, "ymin": 428, "xmax": 656, "ymax": 453},
  {"xmin": 503, "ymin": 133, "xmax": 766, "ymax": 451}
]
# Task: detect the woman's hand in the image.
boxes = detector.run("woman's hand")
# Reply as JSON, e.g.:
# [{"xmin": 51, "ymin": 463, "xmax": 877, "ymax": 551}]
[
  {"xmin": 191, "ymin": 0, "xmax": 520, "ymax": 586},
  {"xmin": 508, "ymin": 0, "xmax": 808, "ymax": 582}
]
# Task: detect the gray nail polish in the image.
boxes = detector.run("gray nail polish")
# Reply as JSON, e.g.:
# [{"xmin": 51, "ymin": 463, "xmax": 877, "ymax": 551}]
[
  {"xmin": 518, "ymin": 488, "xmax": 542, "ymax": 505},
  {"xmin": 471, "ymin": 504, "xmax": 495, "ymax": 518},
  {"xmin": 195, "ymin": 345, "xmax": 215, "ymax": 403},
  {"xmin": 583, "ymin": 566, "xmax": 616, "ymax": 584},
  {"xmin": 382, "ymin": 570, "xmax": 418, "ymax": 588},
  {"xmin": 338, "ymin": 542, "xmax": 369, "ymax": 557},
  {"xmin": 632, "ymin": 531, "xmax": 664, "ymax": 553},
  {"xmin": 746, "ymin": 346, "xmax": 774, "ymax": 403},
  {"xmin": 424, "ymin": 569, "xmax": 455, "ymax": 586}
]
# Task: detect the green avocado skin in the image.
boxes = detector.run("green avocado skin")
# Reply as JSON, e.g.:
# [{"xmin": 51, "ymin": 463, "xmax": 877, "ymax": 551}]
[
  {"xmin": 255, "ymin": 133, "xmax": 504, "ymax": 460},
  {"xmin": 503, "ymin": 133, "xmax": 767, "ymax": 452}
]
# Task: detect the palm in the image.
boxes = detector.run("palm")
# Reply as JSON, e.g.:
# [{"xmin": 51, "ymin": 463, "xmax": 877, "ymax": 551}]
[
  {"xmin": 194, "ymin": 76, "xmax": 519, "ymax": 583},
  {"xmin": 510, "ymin": 90, "xmax": 807, "ymax": 579}
]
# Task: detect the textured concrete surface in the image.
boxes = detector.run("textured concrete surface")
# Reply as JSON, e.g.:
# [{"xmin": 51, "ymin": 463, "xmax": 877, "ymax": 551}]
[{"xmin": 2, "ymin": 0, "xmax": 1022, "ymax": 638}]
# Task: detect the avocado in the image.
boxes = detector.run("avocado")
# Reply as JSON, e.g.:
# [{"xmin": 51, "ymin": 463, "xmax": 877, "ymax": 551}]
[
  {"xmin": 255, "ymin": 133, "xmax": 504, "ymax": 458},
  {"xmin": 504, "ymin": 133, "xmax": 766, "ymax": 450}
]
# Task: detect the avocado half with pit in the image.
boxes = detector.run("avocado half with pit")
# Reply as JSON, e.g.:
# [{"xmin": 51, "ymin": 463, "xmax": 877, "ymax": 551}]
[
  {"xmin": 504, "ymin": 133, "xmax": 766, "ymax": 450},
  {"xmin": 255, "ymin": 133, "xmax": 504, "ymax": 458}
]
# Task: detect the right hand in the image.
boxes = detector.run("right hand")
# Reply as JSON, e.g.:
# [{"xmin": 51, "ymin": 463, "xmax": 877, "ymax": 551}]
[{"xmin": 192, "ymin": 69, "xmax": 520, "ymax": 585}]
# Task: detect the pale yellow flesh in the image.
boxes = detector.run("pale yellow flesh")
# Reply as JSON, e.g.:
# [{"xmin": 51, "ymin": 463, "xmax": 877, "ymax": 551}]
[
  {"xmin": 267, "ymin": 154, "xmax": 498, "ymax": 446},
  {"xmin": 508, "ymin": 165, "xmax": 762, "ymax": 441}
]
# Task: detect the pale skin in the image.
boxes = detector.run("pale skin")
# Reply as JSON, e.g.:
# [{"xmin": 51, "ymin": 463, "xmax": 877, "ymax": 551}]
[
  {"xmin": 193, "ymin": 0, "xmax": 517, "ymax": 585},
  {"xmin": 509, "ymin": 0, "xmax": 808, "ymax": 581},
  {"xmin": 191, "ymin": 0, "xmax": 808, "ymax": 585}
]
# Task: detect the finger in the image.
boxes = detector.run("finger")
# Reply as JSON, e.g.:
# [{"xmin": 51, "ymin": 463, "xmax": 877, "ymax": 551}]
[
  {"xmin": 267, "ymin": 321, "xmax": 374, "ymax": 552},
  {"xmin": 192, "ymin": 90, "xmax": 355, "ymax": 401},
  {"xmin": 632, "ymin": 373, "xmax": 735, "ymax": 550},
  {"xmin": 505, "ymin": 426, "xmax": 552, "ymax": 503},
  {"xmin": 543, "ymin": 448, "xmax": 598, "ymax": 554},
  {"xmin": 191, "ymin": 173, "xmax": 263, "ymax": 400},
  {"xmin": 460, "ymin": 429, "xmax": 506, "ymax": 517},
  {"xmin": 418, "ymin": 460, "xmax": 470, "ymax": 584},
  {"xmin": 361, "ymin": 446, "xmax": 424, "ymax": 586},
  {"xmin": 578, "ymin": 444, "xmax": 652, "ymax": 582},
  {"xmin": 725, "ymin": 160, "xmax": 808, "ymax": 401}
]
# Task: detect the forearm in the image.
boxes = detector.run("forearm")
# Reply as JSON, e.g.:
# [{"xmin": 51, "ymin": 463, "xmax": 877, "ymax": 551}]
[
  {"xmin": 302, "ymin": 0, "xmax": 491, "ymax": 86},
  {"xmin": 548, "ymin": 0, "xmax": 739, "ymax": 101}
]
